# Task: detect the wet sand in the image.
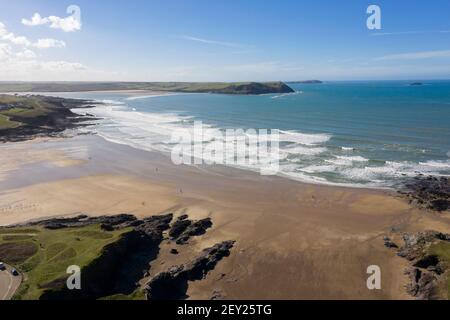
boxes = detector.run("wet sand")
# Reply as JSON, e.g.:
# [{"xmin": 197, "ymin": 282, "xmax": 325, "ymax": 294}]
[{"xmin": 1, "ymin": 135, "xmax": 449, "ymax": 299}]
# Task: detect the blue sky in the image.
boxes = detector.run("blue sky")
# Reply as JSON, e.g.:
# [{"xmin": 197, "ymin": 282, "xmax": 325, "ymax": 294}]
[{"xmin": 1, "ymin": 0, "xmax": 450, "ymax": 81}]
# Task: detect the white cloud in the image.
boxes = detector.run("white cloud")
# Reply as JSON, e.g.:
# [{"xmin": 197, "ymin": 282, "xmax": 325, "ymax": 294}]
[
  {"xmin": 0, "ymin": 42, "xmax": 112, "ymax": 81},
  {"xmin": 0, "ymin": 22, "xmax": 31, "ymax": 46},
  {"xmin": 39, "ymin": 60, "xmax": 87, "ymax": 72},
  {"xmin": 21, "ymin": 13, "xmax": 49, "ymax": 26},
  {"xmin": 32, "ymin": 38, "xmax": 65, "ymax": 49},
  {"xmin": 2, "ymin": 33, "xmax": 31, "ymax": 46},
  {"xmin": 0, "ymin": 21, "xmax": 65, "ymax": 49},
  {"xmin": 0, "ymin": 57, "xmax": 104, "ymax": 81},
  {"xmin": 0, "ymin": 22, "xmax": 7, "ymax": 36},
  {"xmin": 22, "ymin": 11, "xmax": 81, "ymax": 32},
  {"xmin": 48, "ymin": 15, "xmax": 81, "ymax": 32},
  {"xmin": 0, "ymin": 43, "xmax": 12, "ymax": 60},
  {"xmin": 16, "ymin": 49, "xmax": 36, "ymax": 59},
  {"xmin": 375, "ymin": 50, "xmax": 450, "ymax": 61},
  {"xmin": 0, "ymin": 14, "xmax": 110, "ymax": 81}
]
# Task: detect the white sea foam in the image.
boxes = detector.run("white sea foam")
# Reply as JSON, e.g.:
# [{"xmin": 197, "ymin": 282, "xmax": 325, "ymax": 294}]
[
  {"xmin": 277, "ymin": 130, "xmax": 331, "ymax": 145},
  {"xmin": 419, "ymin": 160, "xmax": 450, "ymax": 169},
  {"xmin": 325, "ymin": 158, "xmax": 352, "ymax": 166},
  {"xmin": 335, "ymin": 155, "xmax": 369, "ymax": 162},
  {"xmin": 324, "ymin": 155, "xmax": 368, "ymax": 166},
  {"xmin": 271, "ymin": 91, "xmax": 302, "ymax": 99},
  {"xmin": 282, "ymin": 145, "xmax": 327, "ymax": 156},
  {"xmin": 100, "ymin": 99, "xmax": 124, "ymax": 105},
  {"xmin": 278, "ymin": 169, "xmax": 329, "ymax": 184},
  {"xmin": 126, "ymin": 93, "xmax": 180, "ymax": 101},
  {"xmin": 300, "ymin": 165, "xmax": 336, "ymax": 174},
  {"xmin": 72, "ymin": 99, "xmax": 450, "ymax": 189},
  {"xmin": 338, "ymin": 160, "xmax": 450, "ymax": 183}
]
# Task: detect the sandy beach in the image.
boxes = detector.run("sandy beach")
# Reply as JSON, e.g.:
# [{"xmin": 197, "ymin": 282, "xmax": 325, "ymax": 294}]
[{"xmin": 1, "ymin": 134, "xmax": 449, "ymax": 299}]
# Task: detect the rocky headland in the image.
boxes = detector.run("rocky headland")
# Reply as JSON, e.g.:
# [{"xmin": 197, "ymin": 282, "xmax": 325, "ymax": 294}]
[
  {"xmin": 384, "ymin": 231, "xmax": 450, "ymax": 299},
  {"xmin": 0, "ymin": 81, "xmax": 294, "ymax": 95},
  {"xmin": 398, "ymin": 176, "xmax": 450, "ymax": 212},
  {"xmin": 0, "ymin": 94, "xmax": 98, "ymax": 143},
  {"xmin": 1, "ymin": 213, "xmax": 234, "ymax": 300}
]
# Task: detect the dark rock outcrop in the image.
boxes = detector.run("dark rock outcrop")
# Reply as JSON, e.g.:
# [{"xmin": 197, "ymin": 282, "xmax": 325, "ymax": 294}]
[
  {"xmin": 168, "ymin": 217, "xmax": 213, "ymax": 245},
  {"xmin": 8, "ymin": 212, "xmax": 235, "ymax": 300},
  {"xmin": 176, "ymin": 218, "xmax": 213, "ymax": 244},
  {"xmin": 383, "ymin": 236, "xmax": 399, "ymax": 249},
  {"xmin": 145, "ymin": 241, "xmax": 235, "ymax": 300},
  {"xmin": 394, "ymin": 230, "xmax": 450, "ymax": 300},
  {"xmin": 136, "ymin": 214, "xmax": 174, "ymax": 242},
  {"xmin": 398, "ymin": 176, "xmax": 450, "ymax": 212},
  {"xmin": 0, "ymin": 95, "xmax": 99, "ymax": 143},
  {"xmin": 397, "ymin": 231, "xmax": 450, "ymax": 260},
  {"xmin": 169, "ymin": 219, "xmax": 192, "ymax": 240},
  {"xmin": 20, "ymin": 214, "xmax": 138, "ymax": 230},
  {"xmin": 405, "ymin": 267, "xmax": 437, "ymax": 299}
]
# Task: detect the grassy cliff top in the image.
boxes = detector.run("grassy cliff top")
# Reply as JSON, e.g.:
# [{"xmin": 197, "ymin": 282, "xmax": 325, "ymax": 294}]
[
  {"xmin": 0, "ymin": 224, "xmax": 130, "ymax": 300},
  {"xmin": 428, "ymin": 241, "xmax": 450, "ymax": 299},
  {"xmin": 0, "ymin": 81, "xmax": 294, "ymax": 95},
  {"xmin": 0, "ymin": 95, "xmax": 90, "ymax": 140},
  {"xmin": 0, "ymin": 95, "xmax": 56, "ymax": 130}
]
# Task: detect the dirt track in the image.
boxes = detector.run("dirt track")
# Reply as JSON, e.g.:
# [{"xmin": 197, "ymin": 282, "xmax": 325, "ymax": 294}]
[{"xmin": 0, "ymin": 264, "xmax": 21, "ymax": 300}]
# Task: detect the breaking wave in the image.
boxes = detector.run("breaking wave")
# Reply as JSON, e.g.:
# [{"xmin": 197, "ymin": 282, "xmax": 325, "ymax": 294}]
[{"xmin": 72, "ymin": 99, "xmax": 450, "ymax": 189}]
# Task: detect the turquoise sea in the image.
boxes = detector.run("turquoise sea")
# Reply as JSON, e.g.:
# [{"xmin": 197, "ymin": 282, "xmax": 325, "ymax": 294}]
[{"xmin": 64, "ymin": 80, "xmax": 450, "ymax": 188}]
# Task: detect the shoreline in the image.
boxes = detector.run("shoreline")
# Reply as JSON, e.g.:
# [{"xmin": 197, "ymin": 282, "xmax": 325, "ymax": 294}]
[
  {"xmin": 4, "ymin": 91, "xmax": 449, "ymax": 190},
  {"xmin": 95, "ymin": 131, "xmax": 392, "ymax": 192},
  {"xmin": 1, "ymin": 134, "xmax": 449, "ymax": 299}
]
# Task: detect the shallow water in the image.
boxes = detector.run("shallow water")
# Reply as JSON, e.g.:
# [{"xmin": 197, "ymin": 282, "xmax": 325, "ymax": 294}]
[{"xmin": 55, "ymin": 80, "xmax": 450, "ymax": 188}]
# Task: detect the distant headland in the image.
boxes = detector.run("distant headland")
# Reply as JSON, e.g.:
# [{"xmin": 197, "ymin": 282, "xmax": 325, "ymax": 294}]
[
  {"xmin": 0, "ymin": 81, "xmax": 294, "ymax": 95},
  {"xmin": 287, "ymin": 80, "xmax": 323, "ymax": 84}
]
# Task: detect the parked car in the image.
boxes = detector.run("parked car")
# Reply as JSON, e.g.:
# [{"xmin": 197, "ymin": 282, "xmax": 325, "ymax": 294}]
[
  {"xmin": 0, "ymin": 262, "xmax": 5, "ymax": 270},
  {"xmin": 11, "ymin": 268, "xmax": 19, "ymax": 276}
]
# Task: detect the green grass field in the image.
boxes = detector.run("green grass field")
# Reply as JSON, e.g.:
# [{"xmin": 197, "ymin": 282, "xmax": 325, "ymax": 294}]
[
  {"xmin": 0, "ymin": 95, "xmax": 53, "ymax": 130},
  {"xmin": 428, "ymin": 241, "xmax": 450, "ymax": 299},
  {"xmin": 0, "ymin": 224, "xmax": 130, "ymax": 300},
  {"xmin": 0, "ymin": 114, "xmax": 22, "ymax": 129}
]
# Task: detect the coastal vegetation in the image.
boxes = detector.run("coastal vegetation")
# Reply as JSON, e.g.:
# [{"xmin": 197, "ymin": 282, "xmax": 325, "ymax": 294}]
[
  {"xmin": 0, "ymin": 224, "xmax": 130, "ymax": 300},
  {"xmin": 428, "ymin": 241, "xmax": 450, "ymax": 298},
  {"xmin": 0, "ymin": 94, "xmax": 94, "ymax": 142},
  {"xmin": 0, "ymin": 81, "xmax": 294, "ymax": 95},
  {"xmin": 0, "ymin": 213, "xmax": 233, "ymax": 300}
]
